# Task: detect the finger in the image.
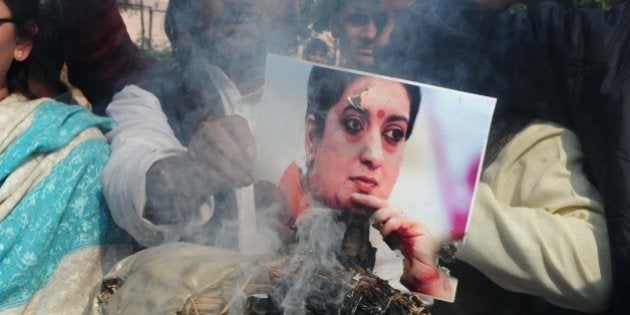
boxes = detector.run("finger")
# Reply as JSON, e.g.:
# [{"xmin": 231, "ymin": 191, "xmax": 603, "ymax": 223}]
[
  {"xmin": 380, "ymin": 219, "xmax": 423, "ymax": 254},
  {"xmin": 351, "ymin": 193, "xmax": 388, "ymax": 212},
  {"xmin": 379, "ymin": 215, "xmax": 406, "ymax": 237},
  {"xmin": 383, "ymin": 219, "xmax": 425, "ymax": 239},
  {"xmin": 189, "ymin": 137, "xmax": 253, "ymax": 187},
  {"xmin": 208, "ymin": 152, "xmax": 253, "ymax": 188},
  {"xmin": 189, "ymin": 122, "xmax": 253, "ymax": 185},
  {"xmin": 192, "ymin": 161, "xmax": 233, "ymax": 191},
  {"xmin": 197, "ymin": 119, "xmax": 252, "ymax": 171},
  {"xmin": 371, "ymin": 208, "xmax": 394, "ymax": 230},
  {"xmin": 371, "ymin": 206, "xmax": 403, "ymax": 226},
  {"xmin": 222, "ymin": 115, "xmax": 256, "ymax": 160}
]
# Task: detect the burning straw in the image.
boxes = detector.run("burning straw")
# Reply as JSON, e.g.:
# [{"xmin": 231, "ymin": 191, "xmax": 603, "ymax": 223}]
[
  {"xmin": 92, "ymin": 208, "xmax": 430, "ymax": 314},
  {"xmin": 179, "ymin": 208, "xmax": 431, "ymax": 314}
]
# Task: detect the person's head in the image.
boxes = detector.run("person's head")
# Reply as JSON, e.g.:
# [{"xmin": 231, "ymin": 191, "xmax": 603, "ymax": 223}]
[
  {"xmin": 304, "ymin": 66, "xmax": 420, "ymax": 213},
  {"xmin": 325, "ymin": 0, "xmax": 414, "ymax": 71},
  {"xmin": 0, "ymin": 0, "xmax": 39, "ymax": 99},
  {"xmin": 303, "ymin": 38, "xmax": 329, "ymax": 64},
  {"xmin": 329, "ymin": 0, "xmax": 385, "ymax": 70},
  {"xmin": 165, "ymin": 0, "xmax": 297, "ymax": 93}
]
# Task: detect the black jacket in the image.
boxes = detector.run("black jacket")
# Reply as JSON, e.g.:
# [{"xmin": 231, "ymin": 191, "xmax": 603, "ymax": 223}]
[{"xmin": 379, "ymin": 1, "xmax": 630, "ymax": 314}]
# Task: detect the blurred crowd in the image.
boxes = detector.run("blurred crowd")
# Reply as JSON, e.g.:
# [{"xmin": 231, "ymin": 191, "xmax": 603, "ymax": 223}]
[{"xmin": 1, "ymin": 0, "xmax": 630, "ymax": 314}]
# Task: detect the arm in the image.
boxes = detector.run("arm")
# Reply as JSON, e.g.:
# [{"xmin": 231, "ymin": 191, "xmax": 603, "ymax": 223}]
[
  {"xmin": 384, "ymin": 1, "xmax": 628, "ymax": 312},
  {"xmin": 102, "ymin": 85, "xmax": 208, "ymax": 247},
  {"xmin": 103, "ymin": 85, "xmax": 256, "ymax": 247},
  {"xmin": 457, "ymin": 122, "xmax": 610, "ymax": 313}
]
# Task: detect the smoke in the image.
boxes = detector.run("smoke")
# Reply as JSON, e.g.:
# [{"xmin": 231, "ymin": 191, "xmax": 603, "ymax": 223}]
[
  {"xmin": 280, "ymin": 207, "xmax": 348, "ymax": 313},
  {"xmin": 179, "ymin": 183, "xmax": 292, "ymax": 253},
  {"xmin": 163, "ymin": 0, "xmax": 299, "ymax": 95},
  {"xmin": 135, "ymin": 0, "xmax": 302, "ymax": 247},
  {"xmin": 375, "ymin": 0, "xmax": 564, "ymax": 160},
  {"xmin": 214, "ymin": 206, "xmax": 351, "ymax": 314}
]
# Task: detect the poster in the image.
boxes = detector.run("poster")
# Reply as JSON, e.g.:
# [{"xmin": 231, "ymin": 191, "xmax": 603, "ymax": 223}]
[{"xmin": 254, "ymin": 55, "xmax": 496, "ymax": 245}]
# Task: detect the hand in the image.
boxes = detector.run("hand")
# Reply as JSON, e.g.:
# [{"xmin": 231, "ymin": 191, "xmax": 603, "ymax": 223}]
[
  {"xmin": 143, "ymin": 115, "xmax": 256, "ymax": 225},
  {"xmin": 144, "ymin": 154, "xmax": 234, "ymax": 225},
  {"xmin": 188, "ymin": 114, "xmax": 256, "ymax": 188},
  {"xmin": 351, "ymin": 193, "xmax": 454, "ymax": 299}
]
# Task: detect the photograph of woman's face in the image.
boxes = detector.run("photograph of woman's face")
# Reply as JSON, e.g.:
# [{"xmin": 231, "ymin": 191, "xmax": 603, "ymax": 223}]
[{"xmin": 306, "ymin": 76, "xmax": 411, "ymax": 213}]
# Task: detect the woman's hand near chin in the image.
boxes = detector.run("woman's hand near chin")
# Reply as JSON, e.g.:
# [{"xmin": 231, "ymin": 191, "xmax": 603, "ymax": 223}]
[{"xmin": 350, "ymin": 193, "xmax": 454, "ymax": 300}]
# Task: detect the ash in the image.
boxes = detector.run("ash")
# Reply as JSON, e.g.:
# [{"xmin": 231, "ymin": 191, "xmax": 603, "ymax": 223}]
[{"xmin": 180, "ymin": 208, "xmax": 431, "ymax": 314}]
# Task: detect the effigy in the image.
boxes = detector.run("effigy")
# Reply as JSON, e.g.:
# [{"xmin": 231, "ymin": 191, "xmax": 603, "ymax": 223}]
[
  {"xmin": 88, "ymin": 209, "xmax": 431, "ymax": 315},
  {"xmin": 178, "ymin": 247, "xmax": 431, "ymax": 314}
]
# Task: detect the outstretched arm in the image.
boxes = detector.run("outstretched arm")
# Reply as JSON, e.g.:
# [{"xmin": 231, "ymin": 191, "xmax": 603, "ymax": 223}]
[{"xmin": 103, "ymin": 85, "xmax": 256, "ymax": 247}]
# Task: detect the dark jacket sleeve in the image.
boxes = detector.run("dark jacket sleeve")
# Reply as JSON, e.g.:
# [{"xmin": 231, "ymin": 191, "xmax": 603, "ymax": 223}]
[
  {"xmin": 506, "ymin": 5, "xmax": 630, "ymax": 314},
  {"xmin": 380, "ymin": 1, "xmax": 630, "ymax": 313},
  {"xmin": 61, "ymin": 0, "xmax": 158, "ymax": 115}
]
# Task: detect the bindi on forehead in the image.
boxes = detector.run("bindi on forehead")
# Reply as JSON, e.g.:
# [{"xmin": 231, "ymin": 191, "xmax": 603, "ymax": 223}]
[{"xmin": 377, "ymin": 109, "xmax": 385, "ymax": 118}]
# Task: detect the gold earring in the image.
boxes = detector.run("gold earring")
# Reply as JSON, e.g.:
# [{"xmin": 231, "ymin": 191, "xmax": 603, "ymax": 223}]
[{"xmin": 16, "ymin": 51, "xmax": 23, "ymax": 61}]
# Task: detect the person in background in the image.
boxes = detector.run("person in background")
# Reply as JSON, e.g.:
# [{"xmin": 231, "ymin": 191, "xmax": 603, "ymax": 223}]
[
  {"xmin": 328, "ymin": 0, "xmax": 381, "ymax": 71},
  {"xmin": 376, "ymin": 0, "xmax": 623, "ymax": 313},
  {"xmin": 324, "ymin": 0, "xmax": 411, "ymax": 71},
  {"xmin": 302, "ymin": 37, "xmax": 329, "ymax": 64},
  {"xmin": 60, "ymin": 0, "xmax": 298, "ymax": 248},
  {"xmin": 0, "ymin": 0, "xmax": 133, "ymax": 313}
]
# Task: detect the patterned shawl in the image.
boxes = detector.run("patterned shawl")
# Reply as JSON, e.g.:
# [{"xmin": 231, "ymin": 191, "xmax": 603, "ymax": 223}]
[{"xmin": 0, "ymin": 94, "xmax": 131, "ymax": 311}]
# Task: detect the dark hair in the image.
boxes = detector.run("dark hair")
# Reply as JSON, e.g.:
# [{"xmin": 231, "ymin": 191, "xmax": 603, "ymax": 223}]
[
  {"xmin": 304, "ymin": 38, "xmax": 329, "ymax": 56},
  {"xmin": 5, "ymin": 0, "xmax": 40, "ymax": 96},
  {"xmin": 164, "ymin": 0, "xmax": 205, "ymax": 67},
  {"xmin": 312, "ymin": 0, "xmax": 381, "ymax": 33},
  {"xmin": 307, "ymin": 65, "xmax": 420, "ymax": 140},
  {"xmin": 165, "ymin": 0, "xmax": 298, "ymax": 68},
  {"xmin": 31, "ymin": 0, "xmax": 65, "ymax": 95}
]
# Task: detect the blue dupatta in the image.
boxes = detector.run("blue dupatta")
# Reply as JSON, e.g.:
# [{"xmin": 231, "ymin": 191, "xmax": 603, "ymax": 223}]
[{"xmin": 0, "ymin": 98, "xmax": 131, "ymax": 310}]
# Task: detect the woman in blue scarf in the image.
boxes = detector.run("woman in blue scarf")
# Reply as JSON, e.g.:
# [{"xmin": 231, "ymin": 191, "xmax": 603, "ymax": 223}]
[{"xmin": 0, "ymin": 0, "xmax": 133, "ymax": 313}]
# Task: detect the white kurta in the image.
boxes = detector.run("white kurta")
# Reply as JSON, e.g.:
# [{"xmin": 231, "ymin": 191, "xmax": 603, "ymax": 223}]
[
  {"xmin": 458, "ymin": 122, "xmax": 610, "ymax": 313},
  {"xmin": 103, "ymin": 63, "xmax": 262, "ymax": 248}
]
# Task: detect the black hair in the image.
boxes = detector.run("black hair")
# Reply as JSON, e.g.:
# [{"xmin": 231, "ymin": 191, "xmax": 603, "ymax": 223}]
[
  {"xmin": 312, "ymin": 0, "xmax": 381, "ymax": 33},
  {"xmin": 307, "ymin": 65, "xmax": 420, "ymax": 140},
  {"xmin": 5, "ymin": 0, "xmax": 39, "ymax": 97},
  {"xmin": 164, "ymin": 0, "xmax": 204, "ymax": 68},
  {"xmin": 31, "ymin": 0, "xmax": 66, "ymax": 94},
  {"xmin": 304, "ymin": 38, "xmax": 329, "ymax": 56},
  {"xmin": 165, "ymin": 0, "xmax": 299, "ymax": 69}
]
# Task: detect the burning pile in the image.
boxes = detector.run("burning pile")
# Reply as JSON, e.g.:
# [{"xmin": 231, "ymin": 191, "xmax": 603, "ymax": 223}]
[
  {"xmin": 178, "ymin": 248, "xmax": 431, "ymax": 314},
  {"xmin": 178, "ymin": 207, "xmax": 431, "ymax": 314},
  {"xmin": 92, "ymin": 208, "xmax": 431, "ymax": 314}
]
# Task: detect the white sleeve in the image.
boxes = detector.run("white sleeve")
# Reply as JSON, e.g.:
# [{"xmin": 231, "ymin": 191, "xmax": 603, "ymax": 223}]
[
  {"xmin": 102, "ymin": 85, "xmax": 213, "ymax": 247},
  {"xmin": 457, "ymin": 122, "xmax": 611, "ymax": 313}
]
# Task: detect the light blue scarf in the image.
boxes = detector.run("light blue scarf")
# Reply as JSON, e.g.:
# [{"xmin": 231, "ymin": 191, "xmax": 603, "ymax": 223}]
[{"xmin": 0, "ymin": 100, "xmax": 131, "ymax": 310}]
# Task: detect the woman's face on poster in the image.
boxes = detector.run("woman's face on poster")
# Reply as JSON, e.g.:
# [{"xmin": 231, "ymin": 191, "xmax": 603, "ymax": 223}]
[{"xmin": 306, "ymin": 76, "xmax": 410, "ymax": 213}]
